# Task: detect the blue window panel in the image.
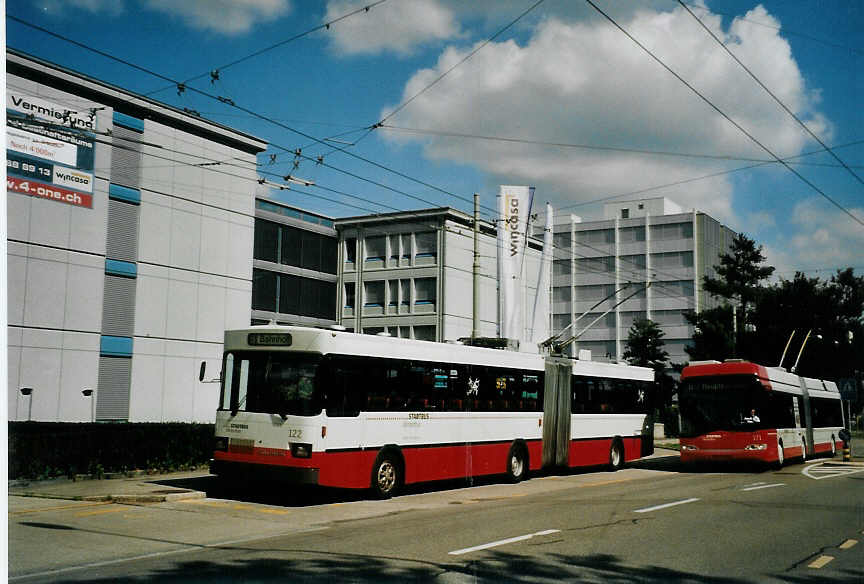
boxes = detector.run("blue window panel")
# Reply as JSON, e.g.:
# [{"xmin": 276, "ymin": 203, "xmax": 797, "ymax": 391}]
[
  {"xmin": 100, "ymin": 335, "xmax": 134, "ymax": 357},
  {"xmin": 105, "ymin": 259, "xmax": 137, "ymax": 278},
  {"xmin": 109, "ymin": 183, "xmax": 141, "ymax": 204},
  {"xmin": 113, "ymin": 111, "xmax": 144, "ymax": 133}
]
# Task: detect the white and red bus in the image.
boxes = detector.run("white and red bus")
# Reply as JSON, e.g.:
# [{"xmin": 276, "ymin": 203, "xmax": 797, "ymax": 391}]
[
  {"xmin": 679, "ymin": 360, "xmax": 844, "ymax": 466},
  {"xmin": 209, "ymin": 325, "xmax": 656, "ymax": 497}
]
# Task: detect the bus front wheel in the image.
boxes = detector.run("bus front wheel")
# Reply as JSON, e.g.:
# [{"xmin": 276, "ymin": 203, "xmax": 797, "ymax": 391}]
[
  {"xmin": 371, "ymin": 452, "xmax": 402, "ymax": 499},
  {"xmin": 775, "ymin": 440, "xmax": 784, "ymax": 468}
]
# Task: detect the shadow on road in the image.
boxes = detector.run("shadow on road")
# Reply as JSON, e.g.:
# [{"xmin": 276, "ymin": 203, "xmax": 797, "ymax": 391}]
[{"xmin": 42, "ymin": 549, "xmax": 860, "ymax": 583}]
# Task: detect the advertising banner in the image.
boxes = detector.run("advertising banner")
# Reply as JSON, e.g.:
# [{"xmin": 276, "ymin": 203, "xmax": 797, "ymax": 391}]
[
  {"xmin": 7, "ymin": 176, "xmax": 93, "ymax": 209},
  {"xmin": 7, "ymin": 91, "xmax": 98, "ymax": 210},
  {"xmin": 7, "ymin": 126, "xmax": 78, "ymax": 166},
  {"xmin": 498, "ymin": 185, "xmax": 535, "ymax": 341},
  {"xmin": 6, "ymin": 92, "xmax": 97, "ymax": 131}
]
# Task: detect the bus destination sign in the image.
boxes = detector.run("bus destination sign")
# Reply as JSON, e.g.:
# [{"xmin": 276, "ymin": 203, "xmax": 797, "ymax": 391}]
[{"xmin": 247, "ymin": 333, "xmax": 292, "ymax": 346}]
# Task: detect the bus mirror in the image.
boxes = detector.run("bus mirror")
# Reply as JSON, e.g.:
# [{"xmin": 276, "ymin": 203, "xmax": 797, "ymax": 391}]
[{"xmin": 199, "ymin": 361, "xmax": 206, "ymax": 382}]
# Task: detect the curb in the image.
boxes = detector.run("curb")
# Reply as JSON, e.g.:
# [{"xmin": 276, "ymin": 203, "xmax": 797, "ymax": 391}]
[{"xmin": 12, "ymin": 490, "xmax": 207, "ymax": 503}]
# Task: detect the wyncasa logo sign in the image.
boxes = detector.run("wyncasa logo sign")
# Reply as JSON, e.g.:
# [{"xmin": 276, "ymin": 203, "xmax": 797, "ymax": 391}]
[{"xmin": 7, "ymin": 93, "xmax": 96, "ymax": 131}]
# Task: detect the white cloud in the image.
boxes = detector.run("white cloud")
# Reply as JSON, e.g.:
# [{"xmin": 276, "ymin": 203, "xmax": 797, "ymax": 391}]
[
  {"xmin": 42, "ymin": 0, "xmax": 291, "ymax": 34},
  {"xmin": 145, "ymin": 0, "xmax": 291, "ymax": 35},
  {"xmin": 380, "ymin": 4, "xmax": 829, "ymax": 225},
  {"xmin": 323, "ymin": 0, "xmax": 460, "ymax": 56},
  {"xmin": 766, "ymin": 199, "xmax": 864, "ymax": 276}
]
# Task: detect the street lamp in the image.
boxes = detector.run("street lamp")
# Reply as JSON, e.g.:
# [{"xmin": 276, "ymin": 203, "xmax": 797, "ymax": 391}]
[
  {"xmin": 19, "ymin": 387, "xmax": 34, "ymax": 421},
  {"xmin": 82, "ymin": 388, "xmax": 95, "ymax": 422}
]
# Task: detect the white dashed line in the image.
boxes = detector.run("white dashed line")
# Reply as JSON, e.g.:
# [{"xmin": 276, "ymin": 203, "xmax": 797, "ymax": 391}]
[
  {"xmin": 633, "ymin": 498, "xmax": 700, "ymax": 513},
  {"xmin": 740, "ymin": 483, "xmax": 785, "ymax": 492},
  {"xmin": 449, "ymin": 529, "xmax": 561, "ymax": 555}
]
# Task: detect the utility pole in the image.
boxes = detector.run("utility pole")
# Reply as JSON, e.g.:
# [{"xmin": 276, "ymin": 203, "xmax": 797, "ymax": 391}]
[{"xmin": 472, "ymin": 193, "xmax": 480, "ymax": 338}]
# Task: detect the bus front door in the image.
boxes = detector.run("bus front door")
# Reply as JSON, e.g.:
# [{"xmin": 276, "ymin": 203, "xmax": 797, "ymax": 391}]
[{"xmin": 542, "ymin": 357, "xmax": 572, "ymax": 468}]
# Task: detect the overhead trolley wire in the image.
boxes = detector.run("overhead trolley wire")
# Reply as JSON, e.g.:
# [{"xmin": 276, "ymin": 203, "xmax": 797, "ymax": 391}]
[
  {"xmin": 677, "ymin": 0, "xmax": 864, "ymax": 189},
  {"xmin": 582, "ymin": 0, "xmax": 864, "ymax": 228},
  {"xmin": 143, "ymin": 1, "xmax": 390, "ymax": 97},
  {"xmin": 378, "ymin": 125, "xmax": 864, "ymax": 169},
  {"xmin": 6, "ymin": 15, "xmax": 487, "ymax": 217}
]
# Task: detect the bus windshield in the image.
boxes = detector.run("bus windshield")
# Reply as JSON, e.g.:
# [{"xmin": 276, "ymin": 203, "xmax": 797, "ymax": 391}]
[
  {"xmin": 679, "ymin": 376, "xmax": 775, "ymax": 437},
  {"xmin": 220, "ymin": 351, "xmax": 322, "ymax": 416}
]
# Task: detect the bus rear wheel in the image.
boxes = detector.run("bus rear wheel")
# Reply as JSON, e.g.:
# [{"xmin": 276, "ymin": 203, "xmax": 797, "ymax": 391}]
[
  {"xmin": 506, "ymin": 443, "xmax": 529, "ymax": 483},
  {"xmin": 609, "ymin": 440, "xmax": 625, "ymax": 471},
  {"xmin": 774, "ymin": 440, "xmax": 784, "ymax": 468},
  {"xmin": 371, "ymin": 452, "xmax": 402, "ymax": 499}
]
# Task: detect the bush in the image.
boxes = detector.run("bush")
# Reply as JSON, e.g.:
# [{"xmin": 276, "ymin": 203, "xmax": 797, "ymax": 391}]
[
  {"xmin": 663, "ymin": 405, "xmax": 680, "ymax": 438},
  {"xmin": 8, "ymin": 422, "xmax": 215, "ymax": 480}
]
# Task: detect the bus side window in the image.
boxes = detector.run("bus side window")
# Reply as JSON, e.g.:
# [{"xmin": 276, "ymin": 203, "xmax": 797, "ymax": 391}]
[{"xmin": 325, "ymin": 356, "xmax": 367, "ymax": 417}]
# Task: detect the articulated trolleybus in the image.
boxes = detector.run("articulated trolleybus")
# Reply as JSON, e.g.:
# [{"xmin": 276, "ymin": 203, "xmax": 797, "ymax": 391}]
[
  {"xmin": 210, "ymin": 325, "xmax": 655, "ymax": 497},
  {"xmin": 679, "ymin": 360, "xmax": 844, "ymax": 466}
]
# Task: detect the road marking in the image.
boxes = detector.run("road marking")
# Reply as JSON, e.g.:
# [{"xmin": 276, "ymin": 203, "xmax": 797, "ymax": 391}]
[
  {"xmin": 807, "ymin": 555, "xmax": 834, "ymax": 569},
  {"xmin": 74, "ymin": 507, "xmax": 128, "ymax": 517},
  {"xmin": 802, "ymin": 463, "xmax": 864, "ymax": 480},
  {"xmin": 577, "ymin": 478, "xmax": 634, "ymax": 488},
  {"xmin": 448, "ymin": 529, "xmax": 561, "ymax": 556},
  {"xmin": 740, "ymin": 483, "xmax": 785, "ymax": 492},
  {"xmin": 839, "ymin": 539, "xmax": 858, "ymax": 550},
  {"xmin": 633, "ymin": 498, "xmax": 700, "ymax": 514},
  {"xmin": 10, "ymin": 501, "xmax": 111, "ymax": 516}
]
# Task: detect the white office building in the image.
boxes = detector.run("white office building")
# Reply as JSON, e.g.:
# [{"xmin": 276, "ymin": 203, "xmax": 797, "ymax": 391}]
[
  {"xmin": 7, "ymin": 50, "xmax": 267, "ymax": 422},
  {"xmin": 550, "ymin": 197, "xmax": 736, "ymax": 364}
]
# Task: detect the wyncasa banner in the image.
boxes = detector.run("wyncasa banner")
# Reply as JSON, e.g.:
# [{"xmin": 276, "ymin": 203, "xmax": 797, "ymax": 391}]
[{"xmin": 497, "ymin": 185, "xmax": 534, "ymax": 340}]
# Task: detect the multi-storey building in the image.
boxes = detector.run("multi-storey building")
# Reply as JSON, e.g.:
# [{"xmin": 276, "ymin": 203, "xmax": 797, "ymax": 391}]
[
  {"xmin": 551, "ymin": 197, "xmax": 735, "ymax": 364},
  {"xmin": 7, "ymin": 50, "xmax": 267, "ymax": 422},
  {"xmin": 336, "ymin": 208, "xmax": 543, "ymax": 344},
  {"xmin": 251, "ymin": 197, "xmax": 338, "ymax": 327}
]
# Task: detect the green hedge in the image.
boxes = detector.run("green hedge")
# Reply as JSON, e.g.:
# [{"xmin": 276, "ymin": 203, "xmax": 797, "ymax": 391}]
[{"xmin": 9, "ymin": 422, "xmax": 215, "ymax": 480}]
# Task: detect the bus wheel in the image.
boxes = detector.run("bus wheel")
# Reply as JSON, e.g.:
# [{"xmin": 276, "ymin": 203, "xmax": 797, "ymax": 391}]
[
  {"xmin": 506, "ymin": 443, "xmax": 529, "ymax": 483},
  {"xmin": 830, "ymin": 437, "xmax": 836, "ymax": 457},
  {"xmin": 775, "ymin": 440, "xmax": 784, "ymax": 468},
  {"xmin": 800, "ymin": 440, "xmax": 807, "ymax": 462},
  {"xmin": 609, "ymin": 440, "xmax": 625, "ymax": 471},
  {"xmin": 371, "ymin": 452, "xmax": 401, "ymax": 499}
]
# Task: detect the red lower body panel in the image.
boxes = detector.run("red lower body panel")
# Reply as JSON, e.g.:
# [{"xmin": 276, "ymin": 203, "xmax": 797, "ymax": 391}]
[{"xmin": 214, "ymin": 436, "xmax": 646, "ymax": 489}]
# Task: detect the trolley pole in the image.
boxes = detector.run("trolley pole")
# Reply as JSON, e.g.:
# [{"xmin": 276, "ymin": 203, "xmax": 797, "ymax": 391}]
[{"xmin": 472, "ymin": 193, "xmax": 480, "ymax": 339}]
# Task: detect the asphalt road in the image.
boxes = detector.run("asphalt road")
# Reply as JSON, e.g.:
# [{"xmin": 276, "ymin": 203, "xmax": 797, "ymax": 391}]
[{"xmin": 8, "ymin": 454, "xmax": 864, "ymax": 583}]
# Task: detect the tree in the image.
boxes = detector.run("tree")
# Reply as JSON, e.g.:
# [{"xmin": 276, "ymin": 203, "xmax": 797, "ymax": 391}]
[
  {"xmin": 749, "ymin": 269, "xmax": 864, "ymax": 381},
  {"xmin": 623, "ymin": 318, "xmax": 674, "ymax": 416},
  {"xmin": 702, "ymin": 233, "xmax": 775, "ymax": 353},
  {"xmin": 623, "ymin": 318, "xmax": 669, "ymax": 373},
  {"xmin": 683, "ymin": 305, "xmax": 735, "ymax": 362}
]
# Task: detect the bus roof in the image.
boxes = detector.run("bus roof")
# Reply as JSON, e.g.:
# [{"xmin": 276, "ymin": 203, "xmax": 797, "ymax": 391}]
[
  {"xmin": 681, "ymin": 360, "xmax": 839, "ymax": 397},
  {"xmin": 224, "ymin": 325, "xmax": 654, "ymax": 381}
]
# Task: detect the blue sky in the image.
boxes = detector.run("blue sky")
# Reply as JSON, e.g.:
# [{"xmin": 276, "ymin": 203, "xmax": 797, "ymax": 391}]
[{"xmin": 7, "ymin": 0, "xmax": 863, "ymax": 278}]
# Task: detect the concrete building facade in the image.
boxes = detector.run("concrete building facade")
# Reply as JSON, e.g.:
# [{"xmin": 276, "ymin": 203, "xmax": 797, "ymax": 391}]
[
  {"xmin": 7, "ymin": 50, "xmax": 266, "ymax": 423},
  {"xmin": 251, "ymin": 197, "xmax": 338, "ymax": 327},
  {"xmin": 550, "ymin": 197, "xmax": 735, "ymax": 364},
  {"xmin": 336, "ymin": 208, "xmax": 543, "ymax": 344}
]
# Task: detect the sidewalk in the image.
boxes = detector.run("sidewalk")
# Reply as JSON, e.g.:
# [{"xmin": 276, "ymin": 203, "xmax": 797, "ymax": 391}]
[{"xmin": 8, "ymin": 469, "xmax": 210, "ymax": 503}]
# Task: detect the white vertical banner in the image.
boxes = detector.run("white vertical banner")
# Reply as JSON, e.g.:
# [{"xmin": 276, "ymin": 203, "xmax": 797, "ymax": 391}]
[
  {"xmin": 498, "ymin": 185, "xmax": 534, "ymax": 340},
  {"xmin": 530, "ymin": 202, "xmax": 553, "ymax": 346}
]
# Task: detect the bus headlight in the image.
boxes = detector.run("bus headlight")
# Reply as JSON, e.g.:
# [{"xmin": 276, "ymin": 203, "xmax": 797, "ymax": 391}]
[
  {"xmin": 745, "ymin": 443, "xmax": 767, "ymax": 451},
  {"xmin": 214, "ymin": 437, "xmax": 229, "ymax": 452},
  {"xmin": 290, "ymin": 443, "xmax": 312, "ymax": 458},
  {"xmin": 681, "ymin": 444, "xmax": 697, "ymax": 451}
]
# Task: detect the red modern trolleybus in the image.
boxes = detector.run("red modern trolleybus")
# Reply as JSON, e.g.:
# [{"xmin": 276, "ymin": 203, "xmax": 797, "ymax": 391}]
[
  {"xmin": 679, "ymin": 360, "xmax": 844, "ymax": 466},
  {"xmin": 209, "ymin": 325, "xmax": 656, "ymax": 497}
]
